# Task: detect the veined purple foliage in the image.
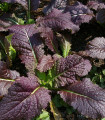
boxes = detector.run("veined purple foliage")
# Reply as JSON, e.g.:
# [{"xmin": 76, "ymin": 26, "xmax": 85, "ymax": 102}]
[
  {"xmin": 59, "ymin": 78, "xmax": 105, "ymax": 119},
  {"xmin": 37, "ymin": 9, "xmax": 79, "ymax": 33},
  {"xmin": 64, "ymin": 1, "xmax": 94, "ymax": 25}
]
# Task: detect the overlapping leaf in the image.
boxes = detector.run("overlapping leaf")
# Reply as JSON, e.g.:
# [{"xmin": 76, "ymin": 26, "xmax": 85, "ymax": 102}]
[
  {"xmin": 0, "ymin": 13, "xmax": 14, "ymax": 32},
  {"xmin": 96, "ymin": 9, "xmax": 105, "ymax": 23},
  {"xmin": 0, "ymin": 80, "xmax": 13, "ymax": 97},
  {"xmin": 79, "ymin": 37, "xmax": 105, "ymax": 59},
  {"xmin": 0, "ymin": 76, "xmax": 51, "ymax": 120},
  {"xmin": 30, "ymin": 0, "xmax": 40, "ymax": 11},
  {"xmin": 37, "ymin": 55, "xmax": 54, "ymax": 72},
  {"xmin": 0, "ymin": 61, "xmax": 20, "ymax": 79},
  {"xmin": 52, "ymin": 54, "xmax": 91, "ymax": 87},
  {"xmin": 58, "ymin": 78, "xmax": 105, "ymax": 119},
  {"xmin": 0, "ymin": 61, "xmax": 19, "ymax": 98},
  {"xmin": 38, "ymin": 27, "xmax": 57, "ymax": 52},
  {"xmin": 64, "ymin": 2, "xmax": 94, "ymax": 25},
  {"xmin": 43, "ymin": 0, "xmax": 67, "ymax": 14},
  {"xmin": 9, "ymin": 24, "xmax": 44, "ymax": 74},
  {"xmin": 36, "ymin": 9, "xmax": 79, "ymax": 33},
  {"xmin": 87, "ymin": 0, "xmax": 105, "ymax": 11}
]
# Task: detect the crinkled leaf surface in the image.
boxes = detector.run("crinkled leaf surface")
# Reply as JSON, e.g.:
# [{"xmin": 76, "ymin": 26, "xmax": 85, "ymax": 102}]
[
  {"xmin": 64, "ymin": 2, "xmax": 94, "ymax": 25},
  {"xmin": 0, "ymin": 61, "xmax": 19, "ymax": 98},
  {"xmin": 96, "ymin": 9, "xmax": 105, "ymax": 23},
  {"xmin": 36, "ymin": 9, "xmax": 79, "ymax": 33},
  {"xmin": 0, "ymin": 76, "xmax": 51, "ymax": 120},
  {"xmin": 37, "ymin": 55, "xmax": 54, "ymax": 72},
  {"xmin": 38, "ymin": 27, "xmax": 57, "ymax": 52},
  {"xmin": 43, "ymin": 0, "xmax": 67, "ymax": 14},
  {"xmin": 0, "ymin": 61, "xmax": 20, "ymax": 80},
  {"xmin": 87, "ymin": 1, "xmax": 105, "ymax": 11},
  {"xmin": 58, "ymin": 78, "xmax": 105, "ymax": 119},
  {"xmin": 80, "ymin": 37, "xmax": 105, "ymax": 59},
  {"xmin": 9, "ymin": 24, "xmax": 44, "ymax": 74},
  {"xmin": 51, "ymin": 54, "xmax": 91, "ymax": 87}
]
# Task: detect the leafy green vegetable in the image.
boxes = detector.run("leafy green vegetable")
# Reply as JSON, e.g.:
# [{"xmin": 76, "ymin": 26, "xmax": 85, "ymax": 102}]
[{"xmin": 35, "ymin": 110, "xmax": 50, "ymax": 120}]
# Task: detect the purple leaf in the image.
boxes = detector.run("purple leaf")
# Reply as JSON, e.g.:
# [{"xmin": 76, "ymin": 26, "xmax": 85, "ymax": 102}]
[
  {"xmin": 38, "ymin": 27, "xmax": 57, "ymax": 52},
  {"xmin": 0, "ymin": 61, "xmax": 20, "ymax": 80},
  {"xmin": 58, "ymin": 78, "xmax": 105, "ymax": 119},
  {"xmin": 36, "ymin": 9, "xmax": 79, "ymax": 34},
  {"xmin": 43, "ymin": 0, "xmax": 67, "ymax": 14},
  {"xmin": 0, "ymin": 76, "xmax": 51, "ymax": 120},
  {"xmin": 96, "ymin": 9, "xmax": 105, "ymax": 23},
  {"xmin": 79, "ymin": 37, "xmax": 105, "ymax": 59},
  {"xmin": 64, "ymin": 2, "xmax": 94, "ymax": 25},
  {"xmin": 9, "ymin": 24, "xmax": 44, "ymax": 74},
  {"xmin": 0, "ymin": 13, "xmax": 14, "ymax": 32},
  {"xmin": 37, "ymin": 55, "xmax": 54, "ymax": 72},
  {"xmin": 54, "ymin": 54, "xmax": 91, "ymax": 87},
  {"xmin": 87, "ymin": 1, "xmax": 105, "ymax": 11},
  {"xmin": 30, "ymin": 0, "xmax": 40, "ymax": 11}
]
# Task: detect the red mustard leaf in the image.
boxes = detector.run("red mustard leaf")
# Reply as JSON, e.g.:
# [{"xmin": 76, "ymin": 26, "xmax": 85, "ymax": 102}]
[
  {"xmin": 79, "ymin": 37, "xmax": 105, "ymax": 59},
  {"xmin": 43, "ymin": 0, "xmax": 67, "ymax": 14},
  {"xmin": 37, "ymin": 55, "xmax": 54, "ymax": 72},
  {"xmin": 53, "ymin": 54, "xmax": 91, "ymax": 87},
  {"xmin": 9, "ymin": 24, "xmax": 44, "ymax": 74},
  {"xmin": 64, "ymin": 2, "xmax": 94, "ymax": 25},
  {"xmin": 58, "ymin": 78, "xmax": 105, "ymax": 119},
  {"xmin": 0, "ymin": 76, "xmax": 51, "ymax": 120},
  {"xmin": 96, "ymin": 9, "xmax": 105, "ymax": 23},
  {"xmin": 38, "ymin": 27, "xmax": 57, "ymax": 52},
  {"xmin": 87, "ymin": 0, "xmax": 105, "ymax": 11},
  {"xmin": 0, "ymin": 61, "xmax": 20, "ymax": 80},
  {"xmin": 0, "ymin": 61, "xmax": 19, "ymax": 98},
  {"xmin": 0, "ymin": 13, "xmax": 14, "ymax": 32},
  {"xmin": 30, "ymin": 0, "xmax": 40, "ymax": 10},
  {"xmin": 36, "ymin": 9, "xmax": 79, "ymax": 34}
]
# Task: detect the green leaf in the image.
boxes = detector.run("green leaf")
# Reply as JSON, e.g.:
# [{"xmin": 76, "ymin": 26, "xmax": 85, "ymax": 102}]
[
  {"xmin": 60, "ymin": 39, "xmax": 71, "ymax": 58},
  {"xmin": 35, "ymin": 110, "xmax": 50, "ymax": 120},
  {"xmin": 5, "ymin": 34, "xmax": 16, "ymax": 61},
  {"xmin": 17, "ymin": 18, "xmax": 25, "ymax": 25},
  {"xmin": 102, "ymin": 118, "xmax": 105, "ymax": 120},
  {"xmin": 26, "ymin": 19, "xmax": 35, "ymax": 24},
  {"xmin": 5, "ymin": 34, "xmax": 13, "ymax": 43},
  {"xmin": 36, "ymin": 70, "xmax": 50, "ymax": 86},
  {"xmin": 102, "ymin": 69, "xmax": 105, "ymax": 76},
  {"xmin": 36, "ymin": 69, "xmax": 54, "ymax": 87},
  {"xmin": 0, "ymin": 2, "xmax": 10, "ymax": 12}
]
